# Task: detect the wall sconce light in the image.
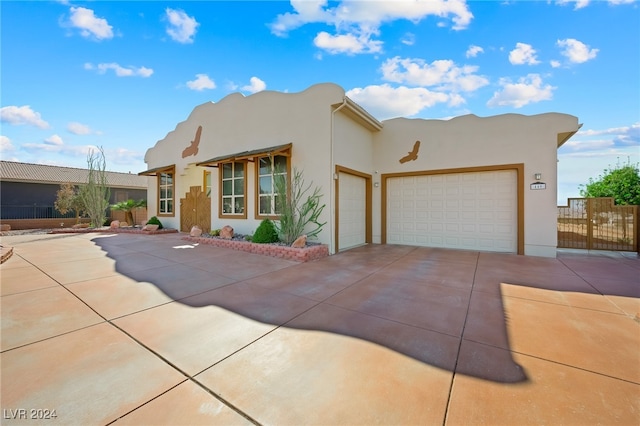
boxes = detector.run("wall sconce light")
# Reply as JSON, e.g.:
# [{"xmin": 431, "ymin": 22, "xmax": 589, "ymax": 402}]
[
  {"xmin": 374, "ymin": 182, "xmax": 380, "ymax": 188},
  {"xmin": 534, "ymin": 173, "xmax": 542, "ymax": 181}
]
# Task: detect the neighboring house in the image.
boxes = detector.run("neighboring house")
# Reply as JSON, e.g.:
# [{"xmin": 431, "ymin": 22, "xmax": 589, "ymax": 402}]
[
  {"xmin": 0, "ymin": 161, "xmax": 149, "ymax": 227},
  {"xmin": 140, "ymin": 83, "xmax": 580, "ymax": 257}
]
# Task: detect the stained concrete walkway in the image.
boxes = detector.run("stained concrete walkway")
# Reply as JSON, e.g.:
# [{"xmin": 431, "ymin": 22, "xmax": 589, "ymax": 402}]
[{"xmin": 1, "ymin": 232, "xmax": 638, "ymax": 425}]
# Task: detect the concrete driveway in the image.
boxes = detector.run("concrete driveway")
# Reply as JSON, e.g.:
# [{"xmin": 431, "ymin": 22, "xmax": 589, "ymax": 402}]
[{"xmin": 1, "ymin": 232, "xmax": 638, "ymax": 425}]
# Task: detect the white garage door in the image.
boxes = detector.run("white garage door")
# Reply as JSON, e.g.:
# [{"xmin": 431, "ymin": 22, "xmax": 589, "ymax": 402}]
[
  {"xmin": 339, "ymin": 172, "xmax": 367, "ymax": 251},
  {"xmin": 387, "ymin": 170, "xmax": 517, "ymax": 252}
]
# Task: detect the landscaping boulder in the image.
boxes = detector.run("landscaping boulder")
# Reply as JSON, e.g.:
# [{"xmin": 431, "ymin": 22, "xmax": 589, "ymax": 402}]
[
  {"xmin": 220, "ymin": 225, "xmax": 234, "ymax": 239},
  {"xmin": 190, "ymin": 225, "xmax": 203, "ymax": 237},
  {"xmin": 110, "ymin": 220, "xmax": 120, "ymax": 229},
  {"xmin": 291, "ymin": 234, "xmax": 307, "ymax": 248},
  {"xmin": 142, "ymin": 224, "xmax": 159, "ymax": 231}
]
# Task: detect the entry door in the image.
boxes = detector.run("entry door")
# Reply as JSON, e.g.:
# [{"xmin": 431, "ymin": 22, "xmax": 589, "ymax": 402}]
[
  {"xmin": 180, "ymin": 186, "xmax": 211, "ymax": 233},
  {"xmin": 338, "ymin": 172, "xmax": 367, "ymax": 251}
]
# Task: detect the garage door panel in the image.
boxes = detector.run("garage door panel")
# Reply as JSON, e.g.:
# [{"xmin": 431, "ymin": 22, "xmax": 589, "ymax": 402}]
[{"xmin": 387, "ymin": 170, "xmax": 517, "ymax": 253}]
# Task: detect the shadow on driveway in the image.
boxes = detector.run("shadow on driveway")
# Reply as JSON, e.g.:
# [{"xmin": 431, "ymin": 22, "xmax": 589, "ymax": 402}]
[{"xmin": 92, "ymin": 234, "xmax": 638, "ymax": 385}]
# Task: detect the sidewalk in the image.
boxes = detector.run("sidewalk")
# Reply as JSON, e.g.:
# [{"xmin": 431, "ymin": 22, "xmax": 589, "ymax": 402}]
[{"xmin": 1, "ymin": 232, "xmax": 638, "ymax": 425}]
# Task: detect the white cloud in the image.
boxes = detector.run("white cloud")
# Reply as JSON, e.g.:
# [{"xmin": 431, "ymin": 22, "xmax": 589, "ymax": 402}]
[
  {"xmin": 550, "ymin": 60, "xmax": 561, "ymax": 68},
  {"xmin": 44, "ymin": 134, "xmax": 64, "ymax": 146},
  {"xmin": 466, "ymin": 45, "xmax": 484, "ymax": 58},
  {"xmin": 270, "ymin": 0, "xmax": 473, "ymax": 54},
  {"xmin": 401, "ymin": 33, "xmax": 415, "ymax": 46},
  {"xmin": 346, "ymin": 84, "xmax": 458, "ymax": 119},
  {"xmin": 557, "ymin": 38, "xmax": 598, "ymax": 63},
  {"xmin": 314, "ymin": 31, "xmax": 382, "ymax": 54},
  {"xmin": 67, "ymin": 6, "xmax": 113, "ymax": 40},
  {"xmin": 487, "ymin": 74, "xmax": 555, "ymax": 108},
  {"xmin": 67, "ymin": 122, "xmax": 92, "ymax": 135},
  {"xmin": 577, "ymin": 123, "xmax": 640, "ymax": 148},
  {"xmin": 270, "ymin": 0, "xmax": 331, "ymax": 36},
  {"xmin": 555, "ymin": 0, "xmax": 590, "ymax": 10},
  {"xmin": 509, "ymin": 43, "xmax": 540, "ymax": 65},
  {"xmin": 186, "ymin": 74, "xmax": 216, "ymax": 91},
  {"xmin": 108, "ymin": 147, "xmax": 145, "ymax": 166},
  {"xmin": 381, "ymin": 56, "xmax": 489, "ymax": 92},
  {"xmin": 241, "ymin": 77, "xmax": 267, "ymax": 94},
  {"xmin": 22, "ymin": 139, "xmax": 99, "ymax": 155},
  {"xmin": 555, "ymin": 0, "xmax": 635, "ymax": 8},
  {"xmin": 0, "ymin": 135, "xmax": 15, "ymax": 152},
  {"xmin": 165, "ymin": 8, "xmax": 199, "ymax": 44},
  {"xmin": 84, "ymin": 62, "xmax": 153, "ymax": 77},
  {"xmin": 0, "ymin": 105, "xmax": 50, "ymax": 129}
]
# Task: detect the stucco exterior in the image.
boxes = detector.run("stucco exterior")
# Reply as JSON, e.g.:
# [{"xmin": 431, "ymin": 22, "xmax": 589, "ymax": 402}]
[{"xmin": 141, "ymin": 83, "xmax": 580, "ymax": 257}]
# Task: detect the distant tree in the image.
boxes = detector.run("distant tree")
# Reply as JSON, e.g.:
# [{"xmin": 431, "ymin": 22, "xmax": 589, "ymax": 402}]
[
  {"xmin": 579, "ymin": 159, "xmax": 640, "ymax": 206},
  {"xmin": 54, "ymin": 182, "xmax": 85, "ymax": 223},
  {"xmin": 78, "ymin": 147, "xmax": 111, "ymax": 228},
  {"xmin": 111, "ymin": 199, "xmax": 147, "ymax": 226}
]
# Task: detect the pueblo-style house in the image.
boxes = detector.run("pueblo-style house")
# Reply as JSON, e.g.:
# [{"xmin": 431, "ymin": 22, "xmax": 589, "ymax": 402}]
[{"xmin": 140, "ymin": 83, "xmax": 580, "ymax": 258}]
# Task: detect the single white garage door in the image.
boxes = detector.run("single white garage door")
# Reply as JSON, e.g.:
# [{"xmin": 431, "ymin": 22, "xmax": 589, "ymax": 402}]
[
  {"xmin": 387, "ymin": 170, "xmax": 517, "ymax": 252},
  {"xmin": 339, "ymin": 172, "xmax": 367, "ymax": 250}
]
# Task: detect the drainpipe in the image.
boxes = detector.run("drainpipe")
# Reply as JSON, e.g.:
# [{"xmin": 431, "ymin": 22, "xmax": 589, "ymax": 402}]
[{"xmin": 330, "ymin": 97, "xmax": 348, "ymax": 254}]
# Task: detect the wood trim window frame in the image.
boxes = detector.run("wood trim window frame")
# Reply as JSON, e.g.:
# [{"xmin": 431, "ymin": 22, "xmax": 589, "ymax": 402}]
[
  {"xmin": 157, "ymin": 166, "xmax": 176, "ymax": 217},
  {"xmin": 254, "ymin": 153, "xmax": 291, "ymax": 220},
  {"xmin": 218, "ymin": 161, "xmax": 248, "ymax": 219}
]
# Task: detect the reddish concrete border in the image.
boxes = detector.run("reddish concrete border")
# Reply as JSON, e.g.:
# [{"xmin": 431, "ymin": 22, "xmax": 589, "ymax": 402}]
[
  {"xmin": 184, "ymin": 236, "xmax": 329, "ymax": 263},
  {"xmin": 50, "ymin": 227, "xmax": 179, "ymax": 235}
]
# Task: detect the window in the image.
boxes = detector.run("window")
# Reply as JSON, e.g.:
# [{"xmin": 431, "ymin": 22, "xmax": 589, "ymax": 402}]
[
  {"xmin": 203, "ymin": 171, "xmax": 212, "ymax": 197},
  {"xmin": 257, "ymin": 154, "xmax": 288, "ymax": 217},
  {"xmin": 220, "ymin": 162, "xmax": 246, "ymax": 217},
  {"xmin": 114, "ymin": 190, "xmax": 128, "ymax": 203},
  {"xmin": 158, "ymin": 170, "xmax": 174, "ymax": 216}
]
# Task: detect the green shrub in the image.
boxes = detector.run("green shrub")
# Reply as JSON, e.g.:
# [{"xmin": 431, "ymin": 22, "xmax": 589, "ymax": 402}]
[
  {"xmin": 146, "ymin": 216, "xmax": 163, "ymax": 229},
  {"xmin": 209, "ymin": 229, "xmax": 220, "ymax": 236},
  {"xmin": 252, "ymin": 219, "xmax": 279, "ymax": 244}
]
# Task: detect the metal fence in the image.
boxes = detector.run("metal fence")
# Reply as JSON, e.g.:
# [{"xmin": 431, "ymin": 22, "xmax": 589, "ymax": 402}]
[
  {"xmin": 0, "ymin": 205, "xmax": 78, "ymax": 220},
  {"xmin": 558, "ymin": 197, "xmax": 638, "ymax": 251}
]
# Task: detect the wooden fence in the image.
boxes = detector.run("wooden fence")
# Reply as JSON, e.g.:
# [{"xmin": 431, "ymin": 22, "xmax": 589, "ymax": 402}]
[{"xmin": 558, "ymin": 197, "xmax": 638, "ymax": 252}]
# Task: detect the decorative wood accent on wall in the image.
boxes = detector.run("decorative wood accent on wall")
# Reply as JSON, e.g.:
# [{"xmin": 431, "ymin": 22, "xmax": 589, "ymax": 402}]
[
  {"xmin": 399, "ymin": 140, "xmax": 420, "ymax": 164},
  {"xmin": 182, "ymin": 125, "xmax": 202, "ymax": 158}
]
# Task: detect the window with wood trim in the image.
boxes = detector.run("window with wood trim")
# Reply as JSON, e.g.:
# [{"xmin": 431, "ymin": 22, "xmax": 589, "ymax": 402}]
[
  {"xmin": 257, "ymin": 154, "xmax": 289, "ymax": 217},
  {"xmin": 158, "ymin": 169, "xmax": 174, "ymax": 216},
  {"xmin": 220, "ymin": 162, "xmax": 246, "ymax": 217}
]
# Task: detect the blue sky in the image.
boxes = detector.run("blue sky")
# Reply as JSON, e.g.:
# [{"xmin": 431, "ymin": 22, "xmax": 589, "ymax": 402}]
[{"xmin": 1, "ymin": 0, "xmax": 638, "ymax": 203}]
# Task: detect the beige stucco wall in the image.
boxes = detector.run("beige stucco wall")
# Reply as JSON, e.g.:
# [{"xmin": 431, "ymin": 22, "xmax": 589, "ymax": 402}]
[
  {"xmin": 333, "ymin": 111, "xmax": 376, "ymax": 174},
  {"xmin": 373, "ymin": 113, "xmax": 580, "ymax": 257},
  {"xmin": 143, "ymin": 83, "xmax": 351, "ymax": 250},
  {"xmin": 143, "ymin": 82, "xmax": 579, "ymax": 257}
]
